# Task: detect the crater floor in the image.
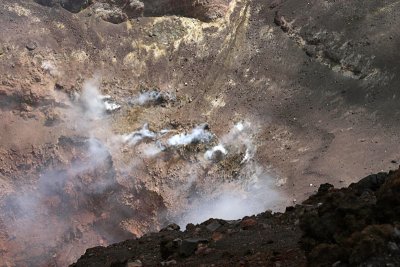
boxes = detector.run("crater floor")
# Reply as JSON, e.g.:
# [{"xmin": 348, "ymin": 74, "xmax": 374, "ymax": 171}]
[{"xmin": 1, "ymin": 0, "xmax": 400, "ymax": 266}]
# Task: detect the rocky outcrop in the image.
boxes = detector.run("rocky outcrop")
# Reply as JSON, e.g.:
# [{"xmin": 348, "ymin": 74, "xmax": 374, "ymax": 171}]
[
  {"xmin": 300, "ymin": 170, "xmax": 400, "ymax": 266},
  {"xmin": 72, "ymin": 211, "xmax": 305, "ymax": 266}
]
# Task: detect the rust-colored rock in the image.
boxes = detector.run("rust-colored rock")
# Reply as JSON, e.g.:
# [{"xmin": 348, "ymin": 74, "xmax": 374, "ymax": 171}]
[{"xmin": 240, "ymin": 218, "xmax": 258, "ymax": 229}]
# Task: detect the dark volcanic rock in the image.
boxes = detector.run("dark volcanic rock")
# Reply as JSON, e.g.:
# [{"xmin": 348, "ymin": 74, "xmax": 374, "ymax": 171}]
[
  {"xmin": 61, "ymin": 0, "xmax": 92, "ymax": 13},
  {"xmin": 376, "ymin": 170, "xmax": 400, "ymax": 221},
  {"xmin": 26, "ymin": 41, "xmax": 37, "ymax": 51},
  {"xmin": 300, "ymin": 169, "xmax": 400, "ymax": 266},
  {"xmin": 35, "ymin": 0, "xmax": 92, "ymax": 12},
  {"xmin": 160, "ymin": 237, "xmax": 181, "ymax": 260},
  {"xmin": 350, "ymin": 172, "xmax": 388, "ymax": 195},
  {"xmin": 160, "ymin": 223, "xmax": 180, "ymax": 232},
  {"xmin": 179, "ymin": 238, "xmax": 208, "ymax": 257}
]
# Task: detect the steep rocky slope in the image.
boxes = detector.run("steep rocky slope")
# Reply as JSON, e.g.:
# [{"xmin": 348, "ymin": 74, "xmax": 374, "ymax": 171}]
[{"xmin": 1, "ymin": 0, "xmax": 400, "ymax": 266}]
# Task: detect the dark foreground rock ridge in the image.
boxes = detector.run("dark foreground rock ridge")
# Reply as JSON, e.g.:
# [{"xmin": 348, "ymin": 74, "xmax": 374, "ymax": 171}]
[{"xmin": 72, "ymin": 168, "xmax": 400, "ymax": 266}]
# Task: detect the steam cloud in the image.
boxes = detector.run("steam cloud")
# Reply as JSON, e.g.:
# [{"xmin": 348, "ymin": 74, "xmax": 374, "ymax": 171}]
[
  {"xmin": 41, "ymin": 60, "xmax": 59, "ymax": 76},
  {"xmin": 1, "ymin": 76, "xmax": 284, "ymax": 266},
  {"xmin": 122, "ymin": 123, "xmax": 157, "ymax": 145},
  {"xmin": 167, "ymin": 124, "xmax": 213, "ymax": 146},
  {"xmin": 129, "ymin": 90, "xmax": 174, "ymax": 106},
  {"xmin": 79, "ymin": 80, "xmax": 282, "ymax": 228},
  {"xmin": 79, "ymin": 78, "xmax": 121, "ymax": 118},
  {"xmin": 0, "ymin": 76, "xmax": 125, "ymax": 266},
  {"xmin": 172, "ymin": 121, "xmax": 282, "ymax": 227},
  {"xmin": 204, "ymin": 144, "xmax": 227, "ymax": 161},
  {"xmin": 178, "ymin": 165, "xmax": 282, "ymax": 226}
]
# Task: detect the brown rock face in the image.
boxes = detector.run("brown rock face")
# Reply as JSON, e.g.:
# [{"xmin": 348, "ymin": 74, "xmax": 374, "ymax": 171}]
[{"xmin": 240, "ymin": 218, "xmax": 258, "ymax": 229}]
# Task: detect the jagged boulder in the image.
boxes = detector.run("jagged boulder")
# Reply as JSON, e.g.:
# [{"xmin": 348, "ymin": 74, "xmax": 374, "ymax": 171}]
[
  {"xmin": 61, "ymin": 0, "xmax": 92, "ymax": 13},
  {"xmin": 123, "ymin": 0, "xmax": 145, "ymax": 18}
]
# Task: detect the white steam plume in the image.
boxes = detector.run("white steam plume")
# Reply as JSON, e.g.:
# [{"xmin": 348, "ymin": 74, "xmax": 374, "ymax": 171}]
[
  {"xmin": 177, "ymin": 165, "xmax": 282, "ymax": 226},
  {"xmin": 80, "ymin": 78, "xmax": 105, "ymax": 119},
  {"xmin": 0, "ymin": 76, "xmax": 125, "ymax": 266},
  {"xmin": 122, "ymin": 123, "xmax": 157, "ymax": 145},
  {"xmin": 129, "ymin": 90, "xmax": 174, "ymax": 106},
  {"xmin": 167, "ymin": 124, "xmax": 213, "ymax": 146},
  {"xmin": 204, "ymin": 121, "xmax": 255, "ymax": 163},
  {"xmin": 79, "ymin": 78, "xmax": 121, "ymax": 120},
  {"xmin": 1, "ymin": 74, "xmax": 284, "ymax": 266},
  {"xmin": 101, "ymin": 95, "xmax": 121, "ymax": 112},
  {"xmin": 204, "ymin": 144, "xmax": 227, "ymax": 161},
  {"xmin": 172, "ymin": 121, "xmax": 283, "ymax": 227}
]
